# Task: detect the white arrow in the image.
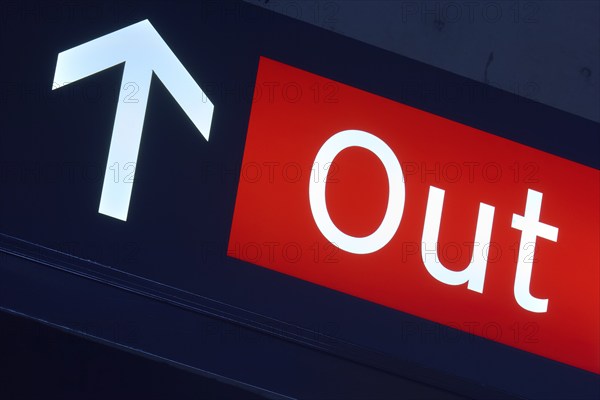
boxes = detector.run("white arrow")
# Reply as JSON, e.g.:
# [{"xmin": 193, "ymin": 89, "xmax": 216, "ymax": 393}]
[{"xmin": 53, "ymin": 19, "xmax": 214, "ymax": 221}]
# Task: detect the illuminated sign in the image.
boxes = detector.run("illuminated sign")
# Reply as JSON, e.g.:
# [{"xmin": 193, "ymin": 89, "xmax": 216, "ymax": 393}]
[
  {"xmin": 1, "ymin": 4, "xmax": 597, "ymax": 398},
  {"xmin": 53, "ymin": 20, "xmax": 214, "ymax": 221},
  {"xmin": 229, "ymin": 57, "xmax": 600, "ymax": 373}
]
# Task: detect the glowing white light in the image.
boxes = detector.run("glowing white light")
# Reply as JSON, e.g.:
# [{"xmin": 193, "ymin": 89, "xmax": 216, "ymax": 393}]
[
  {"xmin": 511, "ymin": 189, "xmax": 558, "ymax": 313},
  {"xmin": 309, "ymin": 130, "xmax": 405, "ymax": 255},
  {"xmin": 421, "ymin": 186, "xmax": 495, "ymax": 293},
  {"xmin": 53, "ymin": 19, "xmax": 214, "ymax": 221}
]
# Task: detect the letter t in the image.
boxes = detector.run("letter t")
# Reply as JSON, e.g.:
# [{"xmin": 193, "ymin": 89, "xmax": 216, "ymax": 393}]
[{"xmin": 511, "ymin": 189, "xmax": 559, "ymax": 313}]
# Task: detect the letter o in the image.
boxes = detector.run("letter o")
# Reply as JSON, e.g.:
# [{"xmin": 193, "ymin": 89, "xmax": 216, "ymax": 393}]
[{"xmin": 309, "ymin": 130, "xmax": 405, "ymax": 254}]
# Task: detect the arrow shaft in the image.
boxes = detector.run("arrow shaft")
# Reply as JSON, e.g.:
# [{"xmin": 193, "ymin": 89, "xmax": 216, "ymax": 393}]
[{"xmin": 98, "ymin": 63, "xmax": 152, "ymax": 221}]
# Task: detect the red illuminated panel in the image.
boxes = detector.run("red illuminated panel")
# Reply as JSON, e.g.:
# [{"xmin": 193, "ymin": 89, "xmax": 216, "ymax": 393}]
[{"xmin": 228, "ymin": 57, "xmax": 600, "ymax": 374}]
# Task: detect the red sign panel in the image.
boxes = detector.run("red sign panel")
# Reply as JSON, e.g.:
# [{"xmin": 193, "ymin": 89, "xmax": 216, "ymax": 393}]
[{"xmin": 228, "ymin": 57, "xmax": 600, "ymax": 374}]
